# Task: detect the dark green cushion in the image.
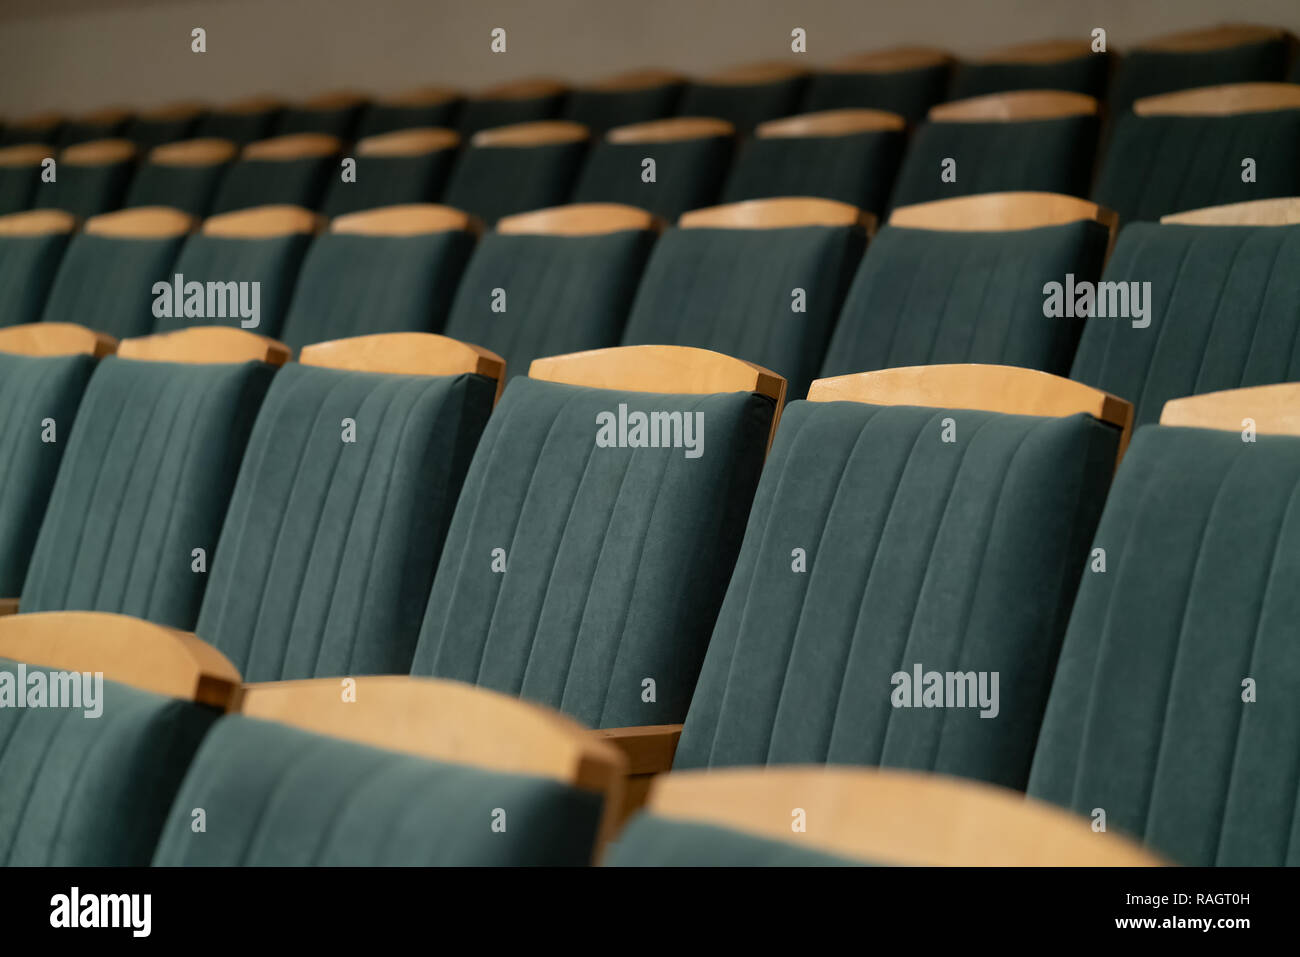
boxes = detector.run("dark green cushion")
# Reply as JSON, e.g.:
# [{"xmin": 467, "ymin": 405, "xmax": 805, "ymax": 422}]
[
  {"xmin": 152, "ymin": 714, "xmax": 603, "ymax": 865},
  {"xmin": 0, "ymin": 661, "xmax": 217, "ymax": 865},
  {"xmin": 196, "ymin": 364, "xmax": 495, "ymax": 680},
  {"xmin": 891, "ymin": 115, "xmax": 1099, "ymax": 208},
  {"xmin": 0, "ymin": 231, "xmax": 71, "ymax": 327},
  {"xmin": 411, "ymin": 377, "xmax": 774, "ymax": 728},
  {"xmin": 274, "ymin": 105, "xmax": 363, "ymax": 140},
  {"xmin": 0, "ymin": 353, "xmax": 96, "ymax": 594},
  {"xmin": 457, "ymin": 94, "xmax": 566, "ymax": 137},
  {"xmin": 621, "ymin": 224, "xmax": 865, "ymax": 397},
  {"xmin": 209, "ymin": 155, "xmax": 337, "ymax": 215},
  {"xmin": 606, "ymin": 814, "xmax": 863, "ymax": 866},
  {"xmin": 1092, "ymin": 109, "xmax": 1300, "ymax": 224},
  {"xmin": 355, "ymin": 100, "xmax": 462, "ymax": 139},
  {"xmin": 193, "ymin": 108, "xmax": 280, "ymax": 145},
  {"xmin": 41, "ymin": 232, "xmax": 187, "ymax": 339},
  {"xmin": 571, "ymin": 135, "xmax": 733, "ymax": 220},
  {"xmin": 1070, "ymin": 222, "xmax": 1300, "ymax": 427},
  {"xmin": 57, "ymin": 121, "xmax": 128, "ymax": 149},
  {"xmin": 0, "ymin": 162, "xmax": 41, "ymax": 215},
  {"xmin": 0, "ymin": 122, "xmax": 62, "ymax": 148},
  {"xmin": 674, "ymin": 399, "xmax": 1120, "ymax": 790},
  {"xmin": 949, "ymin": 54, "xmax": 1111, "ymax": 100},
  {"xmin": 721, "ymin": 130, "xmax": 904, "ymax": 213},
  {"xmin": 676, "ymin": 77, "xmax": 806, "ymax": 133},
  {"xmin": 563, "ymin": 84, "xmax": 683, "ymax": 133},
  {"xmin": 1028, "ymin": 424, "xmax": 1300, "ymax": 865},
  {"xmin": 20, "ymin": 356, "xmax": 274, "ymax": 628},
  {"xmin": 1108, "ymin": 40, "xmax": 1291, "ymax": 114},
  {"xmin": 442, "ymin": 229, "xmax": 655, "ymax": 382},
  {"xmin": 124, "ymin": 114, "xmax": 203, "ymax": 151},
  {"xmin": 317, "ymin": 150, "xmax": 458, "ymax": 218},
  {"xmin": 35, "ymin": 159, "xmax": 136, "ymax": 218},
  {"xmin": 823, "ymin": 219, "xmax": 1110, "ymax": 379},
  {"xmin": 153, "ymin": 231, "xmax": 314, "ymax": 338},
  {"xmin": 441, "ymin": 141, "xmax": 588, "ymax": 225},
  {"xmin": 123, "ymin": 159, "xmax": 232, "ymax": 216},
  {"xmin": 800, "ymin": 65, "xmax": 952, "ymax": 123}
]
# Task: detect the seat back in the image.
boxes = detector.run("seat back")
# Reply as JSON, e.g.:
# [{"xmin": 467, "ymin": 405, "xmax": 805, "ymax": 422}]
[
  {"xmin": 442, "ymin": 120, "xmax": 590, "ymax": 225},
  {"xmin": 318, "ymin": 127, "xmax": 460, "ymax": 217},
  {"xmin": 564, "ymin": 70, "xmax": 684, "ymax": 133},
  {"xmin": 676, "ymin": 62, "xmax": 807, "ymax": 133},
  {"xmin": 273, "ymin": 91, "xmax": 366, "ymax": 140},
  {"xmin": 123, "ymin": 138, "xmax": 238, "ymax": 216},
  {"xmin": 0, "ymin": 209, "xmax": 76, "ymax": 327},
  {"xmin": 456, "ymin": 78, "xmax": 568, "ymax": 136},
  {"xmin": 801, "ymin": 48, "xmax": 952, "ymax": 122},
  {"xmin": 35, "ymin": 138, "xmax": 138, "ymax": 218},
  {"xmin": 0, "ymin": 144, "xmax": 54, "ymax": 215},
  {"xmin": 122, "ymin": 102, "xmax": 205, "ymax": 150},
  {"xmin": 192, "ymin": 96, "xmax": 281, "ymax": 145},
  {"xmin": 0, "ymin": 112, "xmax": 62, "ymax": 148},
  {"xmin": 355, "ymin": 87, "xmax": 461, "ymax": 139},
  {"xmin": 57, "ymin": 107, "xmax": 131, "ymax": 149},
  {"xmin": 209, "ymin": 133, "xmax": 340, "ymax": 214},
  {"xmin": 950, "ymin": 40, "xmax": 1111, "ymax": 100}
]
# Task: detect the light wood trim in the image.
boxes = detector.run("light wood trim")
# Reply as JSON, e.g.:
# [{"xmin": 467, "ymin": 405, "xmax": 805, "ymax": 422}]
[
  {"xmin": 680, "ymin": 196, "xmax": 873, "ymax": 231},
  {"xmin": 471, "ymin": 120, "xmax": 589, "ymax": 148},
  {"xmin": 118, "ymin": 327, "xmax": 290, "ymax": 366},
  {"xmin": 0, "ymin": 209, "xmax": 77, "ymax": 236},
  {"xmin": 1160, "ymin": 383, "xmax": 1300, "ymax": 435},
  {"xmin": 61, "ymin": 138, "xmax": 137, "ymax": 165},
  {"xmin": 201, "ymin": 204, "xmax": 322, "ymax": 238},
  {"xmin": 1134, "ymin": 82, "xmax": 1300, "ymax": 116},
  {"xmin": 638, "ymin": 766, "xmax": 1164, "ymax": 866},
  {"xmin": 297, "ymin": 90, "xmax": 367, "ymax": 111},
  {"xmin": 580, "ymin": 69, "xmax": 685, "ymax": 92},
  {"xmin": 0, "ymin": 599, "xmax": 16, "ymax": 617},
  {"xmin": 594, "ymin": 724, "xmax": 682, "ymax": 776},
  {"xmin": 474, "ymin": 77, "xmax": 568, "ymax": 101},
  {"xmin": 374, "ymin": 85, "xmax": 460, "ymax": 108},
  {"xmin": 0, "ymin": 611, "xmax": 241, "ymax": 710},
  {"xmin": 606, "ymin": 116, "xmax": 734, "ymax": 144},
  {"xmin": 498, "ymin": 203, "xmax": 659, "ymax": 236},
  {"xmin": 890, "ymin": 191, "xmax": 1118, "ymax": 238},
  {"xmin": 1162, "ymin": 197, "xmax": 1300, "ymax": 226},
  {"xmin": 4, "ymin": 111, "xmax": 62, "ymax": 132},
  {"xmin": 930, "ymin": 90, "xmax": 1099, "ymax": 122},
  {"xmin": 757, "ymin": 108, "xmax": 906, "ymax": 137},
  {"xmin": 330, "ymin": 203, "xmax": 477, "ymax": 236},
  {"xmin": 242, "ymin": 132, "xmax": 341, "ymax": 160},
  {"xmin": 0, "ymin": 143, "xmax": 55, "ymax": 166},
  {"xmin": 698, "ymin": 61, "xmax": 808, "ymax": 85},
  {"xmin": 148, "ymin": 138, "xmax": 238, "ymax": 166},
  {"xmin": 84, "ymin": 206, "xmax": 196, "ymax": 238},
  {"xmin": 0, "ymin": 322, "xmax": 116, "ymax": 358},
  {"xmin": 135, "ymin": 100, "xmax": 205, "ymax": 122},
  {"xmin": 1137, "ymin": 23, "xmax": 1289, "ymax": 53},
  {"xmin": 355, "ymin": 127, "xmax": 460, "ymax": 157},
  {"xmin": 213, "ymin": 95, "xmax": 283, "ymax": 115},
  {"xmin": 973, "ymin": 39, "xmax": 1098, "ymax": 64},
  {"xmin": 299, "ymin": 332, "xmax": 506, "ymax": 393},
  {"xmin": 827, "ymin": 47, "xmax": 953, "ymax": 74},
  {"xmin": 75, "ymin": 106, "xmax": 131, "ymax": 126}
]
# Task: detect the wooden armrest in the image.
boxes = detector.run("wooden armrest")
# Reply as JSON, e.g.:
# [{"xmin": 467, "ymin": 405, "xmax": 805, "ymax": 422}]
[
  {"xmin": 594, "ymin": 723, "xmax": 683, "ymax": 775},
  {"xmin": 0, "ymin": 598, "xmax": 18, "ymax": 617}
]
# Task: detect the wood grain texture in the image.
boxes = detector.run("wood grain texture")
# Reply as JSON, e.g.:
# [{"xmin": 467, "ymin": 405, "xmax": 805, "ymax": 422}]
[
  {"xmin": 118, "ymin": 327, "xmax": 291, "ymax": 366},
  {"xmin": 606, "ymin": 116, "xmax": 734, "ymax": 143},
  {"xmin": 1160, "ymin": 382, "xmax": 1300, "ymax": 435},
  {"xmin": 330, "ymin": 203, "xmax": 477, "ymax": 236},
  {"xmin": 680, "ymin": 196, "xmax": 874, "ymax": 230},
  {"xmin": 497, "ymin": 202, "xmax": 659, "ymax": 236},
  {"xmin": 0, "ymin": 322, "xmax": 116, "ymax": 358},
  {"xmin": 757, "ymin": 108, "xmax": 906, "ymax": 137},
  {"xmin": 355, "ymin": 127, "xmax": 460, "ymax": 157},
  {"xmin": 0, "ymin": 209, "xmax": 77, "ymax": 236},
  {"xmin": 1135, "ymin": 82, "xmax": 1300, "ymax": 116},
  {"xmin": 471, "ymin": 119, "xmax": 589, "ymax": 147},
  {"xmin": 201, "ymin": 204, "xmax": 322, "ymax": 237},
  {"xmin": 242, "ymin": 132, "xmax": 341, "ymax": 160},
  {"xmin": 85, "ymin": 206, "xmax": 196, "ymax": 238},
  {"xmin": 148, "ymin": 138, "xmax": 238, "ymax": 165},
  {"xmin": 1162, "ymin": 197, "xmax": 1300, "ymax": 225},
  {"xmin": 929, "ymin": 90, "xmax": 1099, "ymax": 121}
]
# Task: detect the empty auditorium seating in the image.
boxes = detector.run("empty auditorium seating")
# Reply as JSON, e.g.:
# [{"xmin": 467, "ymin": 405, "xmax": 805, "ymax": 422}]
[
  {"xmin": 36, "ymin": 138, "xmax": 138, "ymax": 218},
  {"xmin": 564, "ymin": 70, "xmax": 684, "ymax": 133},
  {"xmin": 822, "ymin": 192, "xmax": 1115, "ymax": 378},
  {"xmin": 949, "ymin": 40, "xmax": 1111, "ymax": 100},
  {"xmin": 318, "ymin": 128, "xmax": 460, "ymax": 218},
  {"xmin": 209, "ymin": 133, "xmax": 341, "ymax": 215},
  {"xmin": 192, "ymin": 96, "xmax": 282, "ymax": 145},
  {"xmin": 0, "ymin": 144, "xmax": 53, "ymax": 215},
  {"xmin": 441, "ymin": 204, "xmax": 657, "ymax": 380},
  {"xmin": 442, "ymin": 121, "xmax": 590, "ymax": 225},
  {"xmin": 122, "ymin": 102, "xmax": 205, "ymax": 150},
  {"xmin": 676, "ymin": 63, "xmax": 807, "ymax": 133},
  {"xmin": 122, "ymin": 138, "xmax": 238, "ymax": 216},
  {"xmin": 621, "ymin": 198, "xmax": 868, "ymax": 396},
  {"xmin": 571, "ymin": 117, "xmax": 734, "ymax": 220},
  {"xmin": 0, "ymin": 111, "xmax": 61, "ymax": 149},
  {"xmin": 57, "ymin": 107, "xmax": 130, "ymax": 148},
  {"xmin": 721, "ymin": 109, "xmax": 905, "ymax": 213},
  {"xmin": 355, "ymin": 87, "xmax": 462, "ymax": 139},
  {"xmin": 801, "ymin": 48, "xmax": 952, "ymax": 122},
  {"xmin": 273, "ymin": 91, "xmax": 367, "ymax": 140},
  {"xmin": 456, "ymin": 78, "xmax": 568, "ymax": 136},
  {"xmin": 0, "ymin": 209, "xmax": 75, "ymax": 327}
]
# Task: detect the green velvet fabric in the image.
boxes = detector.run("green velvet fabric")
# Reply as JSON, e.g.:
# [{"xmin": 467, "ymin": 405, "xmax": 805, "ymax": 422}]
[
  {"xmin": 441, "ymin": 141, "xmax": 589, "ymax": 226},
  {"xmin": 823, "ymin": 219, "xmax": 1110, "ymax": 379},
  {"xmin": 949, "ymin": 53, "xmax": 1112, "ymax": 100},
  {"xmin": 195, "ymin": 364, "xmax": 496, "ymax": 681},
  {"xmin": 620, "ymin": 224, "xmax": 866, "ymax": 397},
  {"xmin": 1028, "ymin": 424, "xmax": 1300, "ymax": 865},
  {"xmin": 1070, "ymin": 223, "xmax": 1300, "ymax": 427},
  {"xmin": 674, "ymin": 399, "xmax": 1120, "ymax": 791},
  {"xmin": 563, "ymin": 84, "xmax": 683, "ymax": 133},
  {"xmin": 441, "ymin": 228, "xmax": 655, "ymax": 382},
  {"xmin": 456, "ymin": 94, "xmax": 566, "ymax": 137},
  {"xmin": 152, "ymin": 231, "xmax": 314, "ymax": 338},
  {"xmin": 123, "ymin": 114, "xmax": 203, "ymax": 151},
  {"xmin": 1108, "ymin": 39, "xmax": 1291, "ymax": 114},
  {"xmin": 0, "ymin": 661, "xmax": 218, "ymax": 865},
  {"xmin": 40, "ymin": 232, "xmax": 187, "ymax": 339},
  {"xmin": 0, "ymin": 162, "xmax": 41, "ymax": 215},
  {"xmin": 800, "ymin": 64, "xmax": 952, "ymax": 123},
  {"xmin": 721, "ymin": 129, "xmax": 904, "ymax": 213},
  {"xmin": 34, "ymin": 158, "xmax": 136, "ymax": 218},
  {"xmin": 123, "ymin": 158, "xmax": 232, "ymax": 216},
  {"xmin": 317, "ymin": 149, "xmax": 459, "ymax": 218},
  {"xmin": 0, "ymin": 353, "xmax": 96, "ymax": 595},
  {"xmin": 0, "ymin": 231, "xmax": 71, "ymax": 327},
  {"xmin": 676, "ymin": 77, "xmax": 807, "ymax": 133},
  {"xmin": 890, "ymin": 115, "xmax": 1099, "ymax": 208},
  {"xmin": 152, "ymin": 714, "xmax": 604, "ymax": 865},
  {"xmin": 273, "ymin": 104, "xmax": 363, "ymax": 140},
  {"xmin": 209, "ymin": 154, "xmax": 338, "ymax": 215},
  {"xmin": 20, "ymin": 356, "xmax": 274, "ymax": 628},
  {"xmin": 1092, "ymin": 109, "xmax": 1300, "ymax": 224},
  {"xmin": 570, "ymin": 135, "xmax": 733, "ymax": 220},
  {"xmin": 411, "ymin": 377, "xmax": 775, "ymax": 728},
  {"xmin": 355, "ymin": 100, "xmax": 462, "ymax": 139},
  {"xmin": 605, "ymin": 815, "xmax": 864, "ymax": 866},
  {"xmin": 192, "ymin": 108, "xmax": 280, "ymax": 145}
]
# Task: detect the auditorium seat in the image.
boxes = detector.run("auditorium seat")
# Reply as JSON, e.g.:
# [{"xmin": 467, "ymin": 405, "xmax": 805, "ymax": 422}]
[
  {"xmin": 0, "ymin": 112, "xmax": 61, "ymax": 148},
  {"xmin": 441, "ymin": 204, "xmax": 657, "ymax": 380},
  {"xmin": 122, "ymin": 138, "xmax": 238, "ymax": 216},
  {"xmin": 721, "ymin": 109, "xmax": 906, "ymax": 213},
  {"xmin": 1028, "ymin": 384, "xmax": 1300, "ymax": 864},
  {"xmin": 442, "ymin": 121, "xmax": 590, "ymax": 225},
  {"xmin": 0, "ymin": 209, "xmax": 76, "ymax": 327},
  {"xmin": 571, "ymin": 117, "xmax": 734, "ymax": 220},
  {"xmin": 409, "ymin": 345, "xmax": 783, "ymax": 729},
  {"xmin": 1071, "ymin": 197, "xmax": 1300, "ymax": 427},
  {"xmin": 192, "ymin": 96, "xmax": 282, "ymax": 145},
  {"xmin": 676, "ymin": 62, "xmax": 807, "ymax": 133},
  {"xmin": 822, "ymin": 192, "xmax": 1116, "ymax": 379},
  {"xmin": 274, "ymin": 91, "xmax": 367, "ymax": 140},
  {"xmin": 122, "ymin": 102, "xmax": 205, "ymax": 150},
  {"xmin": 318, "ymin": 128, "xmax": 460, "ymax": 218},
  {"xmin": 40, "ymin": 207, "xmax": 194, "ymax": 340},
  {"xmin": 949, "ymin": 39, "xmax": 1111, "ymax": 100},
  {"xmin": 620, "ymin": 198, "xmax": 868, "ymax": 396},
  {"xmin": 152, "ymin": 675, "xmax": 624, "ymax": 865},
  {"xmin": 57, "ymin": 107, "xmax": 131, "ymax": 148},
  {"xmin": 456, "ymin": 78, "xmax": 568, "ymax": 136},
  {"xmin": 1093, "ymin": 83, "xmax": 1300, "ymax": 224},
  {"xmin": 564, "ymin": 70, "xmax": 685, "ymax": 133},
  {"xmin": 36, "ymin": 138, "xmax": 138, "ymax": 217},
  {"xmin": 890, "ymin": 91, "xmax": 1100, "ymax": 208},
  {"xmin": 801, "ymin": 47, "xmax": 952, "ymax": 123},
  {"xmin": 0, "ymin": 144, "xmax": 54, "ymax": 215},
  {"xmin": 154, "ymin": 205, "xmax": 319, "ymax": 338},
  {"xmin": 209, "ymin": 133, "xmax": 341, "ymax": 215},
  {"xmin": 355, "ymin": 87, "xmax": 462, "ymax": 139}
]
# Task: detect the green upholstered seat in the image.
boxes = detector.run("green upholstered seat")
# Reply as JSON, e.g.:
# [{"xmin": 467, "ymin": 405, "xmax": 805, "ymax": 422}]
[
  {"xmin": 0, "ymin": 353, "xmax": 97, "ymax": 595},
  {"xmin": 274, "ymin": 104, "xmax": 364, "ymax": 140},
  {"xmin": 1108, "ymin": 39, "xmax": 1292, "ymax": 114},
  {"xmin": 318, "ymin": 149, "xmax": 458, "ymax": 218},
  {"xmin": 194, "ymin": 363, "xmax": 495, "ymax": 680},
  {"xmin": 457, "ymin": 94, "xmax": 566, "ymax": 137},
  {"xmin": 35, "ymin": 155, "xmax": 136, "ymax": 218},
  {"xmin": 676, "ymin": 77, "xmax": 806, "ymax": 133},
  {"xmin": 0, "ymin": 159, "xmax": 43, "ymax": 215},
  {"xmin": 1070, "ymin": 222, "xmax": 1300, "ymax": 427},
  {"xmin": 0, "ymin": 661, "xmax": 218, "ymax": 865},
  {"xmin": 606, "ymin": 814, "xmax": 862, "ymax": 866},
  {"xmin": 721, "ymin": 129, "xmax": 905, "ymax": 213},
  {"xmin": 801, "ymin": 64, "xmax": 951, "ymax": 123},
  {"xmin": 441, "ymin": 140, "xmax": 589, "ymax": 226},
  {"xmin": 355, "ymin": 100, "xmax": 462, "ymax": 139},
  {"xmin": 57, "ymin": 118, "xmax": 129, "ymax": 149},
  {"xmin": 152, "ymin": 230, "xmax": 314, "ymax": 338},
  {"xmin": 152, "ymin": 714, "xmax": 603, "ymax": 865},
  {"xmin": 193, "ymin": 106, "xmax": 280, "ymax": 145},
  {"xmin": 1092, "ymin": 109, "xmax": 1300, "ymax": 224},
  {"xmin": 441, "ymin": 228, "xmax": 655, "ymax": 382},
  {"xmin": 209, "ymin": 154, "xmax": 338, "ymax": 215},
  {"xmin": 673, "ymin": 398, "xmax": 1120, "ymax": 790},
  {"xmin": 40, "ymin": 232, "xmax": 188, "ymax": 339},
  {"xmin": 823, "ymin": 219, "xmax": 1111, "ymax": 379},
  {"xmin": 570, "ymin": 135, "xmax": 733, "ymax": 220},
  {"xmin": 123, "ymin": 113, "xmax": 203, "ymax": 151},
  {"xmin": 0, "ymin": 121, "xmax": 63, "ymax": 148},
  {"xmin": 563, "ymin": 83, "xmax": 683, "ymax": 133},
  {"xmin": 949, "ymin": 54, "xmax": 1111, "ymax": 100},
  {"xmin": 19, "ymin": 356, "xmax": 274, "ymax": 628},
  {"xmin": 1027, "ymin": 423, "xmax": 1300, "ymax": 865},
  {"xmin": 278, "ymin": 231, "xmax": 475, "ymax": 351},
  {"xmin": 0, "ymin": 230, "xmax": 71, "ymax": 327},
  {"xmin": 410, "ymin": 375, "xmax": 775, "ymax": 728},
  {"xmin": 123, "ymin": 156, "xmax": 233, "ymax": 216},
  {"xmin": 620, "ymin": 223, "xmax": 866, "ymax": 397}
]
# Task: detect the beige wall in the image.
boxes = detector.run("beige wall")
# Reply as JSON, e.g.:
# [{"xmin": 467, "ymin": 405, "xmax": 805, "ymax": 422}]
[{"xmin": 0, "ymin": 0, "xmax": 1297, "ymax": 116}]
